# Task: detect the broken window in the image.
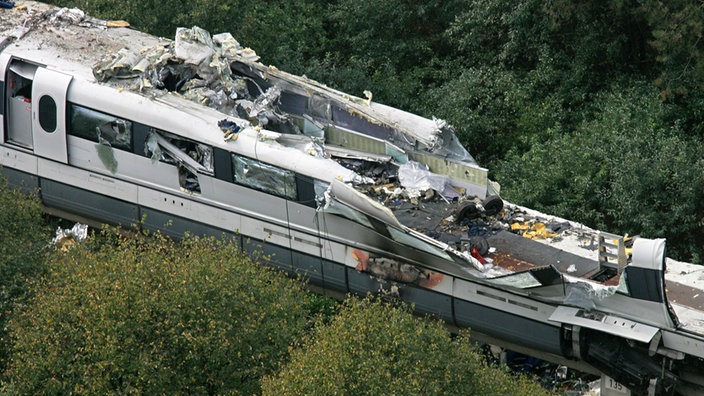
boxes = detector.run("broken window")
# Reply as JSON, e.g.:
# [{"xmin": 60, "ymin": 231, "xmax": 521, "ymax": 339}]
[
  {"xmin": 231, "ymin": 154, "xmax": 297, "ymax": 200},
  {"xmin": 144, "ymin": 129, "xmax": 213, "ymax": 194},
  {"xmin": 69, "ymin": 104, "xmax": 132, "ymax": 151},
  {"xmin": 314, "ymin": 179, "xmax": 329, "ymax": 207}
]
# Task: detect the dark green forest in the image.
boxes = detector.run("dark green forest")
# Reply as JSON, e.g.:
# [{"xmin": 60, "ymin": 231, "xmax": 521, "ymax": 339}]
[{"xmin": 51, "ymin": 0, "xmax": 704, "ymax": 262}]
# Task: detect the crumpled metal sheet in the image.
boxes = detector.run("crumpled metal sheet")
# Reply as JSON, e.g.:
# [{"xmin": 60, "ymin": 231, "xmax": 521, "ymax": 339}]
[
  {"xmin": 52, "ymin": 223, "xmax": 88, "ymax": 251},
  {"xmin": 50, "ymin": 7, "xmax": 85, "ymax": 24},
  {"xmin": 92, "ymin": 26, "xmax": 255, "ymax": 117},
  {"xmin": 248, "ymin": 87, "xmax": 287, "ymax": 126},
  {"xmin": 175, "ymin": 26, "xmax": 214, "ymax": 66}
]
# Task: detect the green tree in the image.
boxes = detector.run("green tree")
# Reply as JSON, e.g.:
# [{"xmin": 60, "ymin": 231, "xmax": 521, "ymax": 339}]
[
  {"xmin": 299, "ymin": 0, "xmax": 465, "ymax": 111},
  {"xmin": 51, "ymin": 0, "xmax": 329, "ymax": 75},
  {"xmin": 262, "ymin": 296, "xmax": 550, "ymax": 396},
  {"xmin": 422, "ymin": 66, "xmax": 562, "ymax": 166},
  {"xmin": 2, "ymin": 231, "xmax": 312, "ymax": 394},
  {"xmin": 0, "ymin": 176, "xmax": 51, "ymax": 372},
  {"xmin": 640, "ymin": 0, "xmax": 704, "ymax": 136},
  {"xmin": 496, "ymin": 81, "xmax": 704, "ymax": 263}
]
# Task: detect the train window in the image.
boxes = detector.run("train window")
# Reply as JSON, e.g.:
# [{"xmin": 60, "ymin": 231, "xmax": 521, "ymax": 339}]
[
  {"xmin": 621, "ymin": 267, "xmax": 664, "ymax": 303},
  {"xmin": 314, "ymin": 179, "xmax": 329, "ymax": 207},
  {"xmin": 145, "ymin": 129, "xmax": 214, "ymax": 194},
  {"xmin": 38, "ymin": 95, "xmax": 57, "ymax": 132},
  {"xmin": 293, "ymin": 174, "xmax": 323, "ymax": 208},
  {"xmin": 0, "ymin": 81, "xmax": 4, "ymax": 116},
  {"xmin": 231, "ymin": 154, "xmax": 297, "ymax": 200},
  {"xmin": 69, "ymin": 104, "xmax": 132, "ymax": 151}
]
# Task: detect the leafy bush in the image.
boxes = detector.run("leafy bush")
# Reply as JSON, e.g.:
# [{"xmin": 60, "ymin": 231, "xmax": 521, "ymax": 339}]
[
  {"xmin": 262, "ymin": 296, "xmax": 550, "ymax": 396},
  {"xmin": 496, "ymin": 81, "xmax": 704, "ymax": 263},
  {"xmin": 0, "ymin": 176, "xmax": 51, "ymax": 371},
  {"xmin": 3, "ymin": 230, "xmax": 312, "ymax": 394}
]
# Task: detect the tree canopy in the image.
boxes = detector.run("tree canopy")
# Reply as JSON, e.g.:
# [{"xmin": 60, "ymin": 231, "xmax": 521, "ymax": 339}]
[
  {"xmin": 0, "ymin": 177, "xmax": 52, "ymax": 373},
  {"xmin": 261, "ymin": 296, "xmax": 550, "ymax": 396},
  {"xmin": 2, "ymin": 230, "xmax": 313, "ymax": 394}
]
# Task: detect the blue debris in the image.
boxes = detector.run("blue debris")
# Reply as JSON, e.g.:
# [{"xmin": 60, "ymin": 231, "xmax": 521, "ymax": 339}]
[
  {"xmin": 218, "ymin": 119, "xmax": 241, "ymax": 140},
  {"xmin": 0, "ymin": 1, "xmax": 15, "ymax": 8}
]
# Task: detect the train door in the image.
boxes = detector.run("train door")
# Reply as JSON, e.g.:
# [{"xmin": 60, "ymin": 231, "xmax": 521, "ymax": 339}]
[
  {"xmin": 32, "ymin": 67, "xmax": 71, "ymax": 163},
  {"xmin": 3, "ymin": 58, "xmax": 37, "ymax": 148}
]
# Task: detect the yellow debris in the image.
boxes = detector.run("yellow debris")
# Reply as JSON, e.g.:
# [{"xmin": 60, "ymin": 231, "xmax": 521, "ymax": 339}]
[
  {"xmin": 106, "ymin": 20, "xmax": 130, "ymax": 28},
  {"xmin": 511, "ymin": 221, "xmax": 557, "ymax": 240},
  {"xmin": 510, "ymin": 221, "xmax": 531, "ymax": 231}
]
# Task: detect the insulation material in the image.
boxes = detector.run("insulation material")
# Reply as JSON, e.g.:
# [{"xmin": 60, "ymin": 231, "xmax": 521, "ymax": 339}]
[{"xmin": 397, "ymin": 161, "xmax": 448, "ymax": 198}]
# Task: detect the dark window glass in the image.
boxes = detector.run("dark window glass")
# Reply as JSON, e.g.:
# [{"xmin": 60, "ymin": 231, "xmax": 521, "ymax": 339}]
[
  {"xmin": 0, "ymin": 81, "xmax": 5, "ymax": 116},
  {"xmin": 213, "ymin": 147, "xmax": 233, "ymax": 182},
  {"xmin": 38, "ymin": 95, "xmax": 57, "ymax": 132},
  {"xmin": 231, "ymin": 154, "xmax": 297, "ymax": 200},
  {"xmin": 68, "ymin": 103, "xmax": 132, "ymax": 150}
]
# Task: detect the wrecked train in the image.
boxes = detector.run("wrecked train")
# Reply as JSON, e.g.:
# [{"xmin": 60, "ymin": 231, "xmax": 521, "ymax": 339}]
[{"xmin": 2, "ymin": 3, "xmax": 704, "ymax": 395}]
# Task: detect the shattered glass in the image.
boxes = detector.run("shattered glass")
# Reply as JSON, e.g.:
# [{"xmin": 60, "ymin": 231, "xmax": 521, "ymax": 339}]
[
  {"xmin": 145, "ymin": 131, "xmax": 162, "ymax": 163},
  {"xmin": 96, "ymin": 136, "xmax": 118, "ymax": 174},
  {"xmin": 70, "ymin": 104, "xmax": 132, "ymax": 151},
  {"xmin": 145, "ymin": 130, "xmax": 213, "ymax": 174},
  {"xmin": 564, "ymin": 281, "xmax": 618, "ymax": 310},
  {"xmin": 232, "ymin": 154, "xmax": 297, "ymax": 200},
  {"xmin": 485, "ymin": 271, "xmax": 543, "ymax": 289}
]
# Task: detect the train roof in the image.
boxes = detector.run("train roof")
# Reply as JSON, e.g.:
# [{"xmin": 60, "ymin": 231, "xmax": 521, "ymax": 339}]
[{"xmin": 0, "ymin": 3, "xmax": 366, "ymax": 182}]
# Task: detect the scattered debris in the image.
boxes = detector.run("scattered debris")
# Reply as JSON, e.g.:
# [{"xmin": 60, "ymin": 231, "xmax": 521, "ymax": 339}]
[
  {"xmin": 50, "ymin": 7, "xmax": 84, "ymax": 24},
  {"xmin": 218, "ymin": 119, "xmax": 241, "ymax": 141},
  {"xmin": 353, "ymin": 249, "xmax": 444, "ymax": 289},
  {"xmin": 52, "ymin": 223, "xmax": 88, "ymax": 251},
  {"xmin": 105, "ymin": 20, "xmax": 129, "ymax": 28}
]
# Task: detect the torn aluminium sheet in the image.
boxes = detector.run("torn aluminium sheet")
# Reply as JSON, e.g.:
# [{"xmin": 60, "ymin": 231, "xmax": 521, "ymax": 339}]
[{"xmin": 92, "ymin": 26, "xmax": 491, "ymax": 200}]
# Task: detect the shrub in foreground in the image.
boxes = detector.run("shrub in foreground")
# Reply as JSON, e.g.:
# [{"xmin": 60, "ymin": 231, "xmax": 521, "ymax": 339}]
[
  {"xmin": 262, "ymin": 296, "xmax": 550, "ymax": 396},
  {"xmin": 0, "ymin": 176, "xmax": 51, "ymax": 371},
  {"xmin": 3, "ymin": 230, "xmax": 311, "ymax": 394}
]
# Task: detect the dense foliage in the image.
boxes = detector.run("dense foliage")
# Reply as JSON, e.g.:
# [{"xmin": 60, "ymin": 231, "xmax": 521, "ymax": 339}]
[
  {"xmin": 2, "ymin": 230, "xmax": 312, "ymax": 394},
  {"xmin": 0, "ymin": 176, "xmax": 52, "ymax": 372},
  {"xmin": 262, "ymin": 297, "xmax": 550, "ymax": 395},
  {"xmin": 44, "ymin": 0, "xmax": 703, "ymax": 262}
]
